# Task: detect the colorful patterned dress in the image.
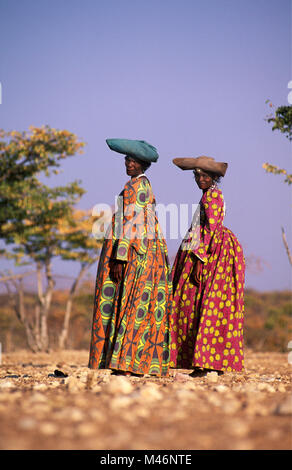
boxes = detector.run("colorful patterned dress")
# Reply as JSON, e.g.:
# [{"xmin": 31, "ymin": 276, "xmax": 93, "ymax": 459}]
[
  {"xmin": 170, "ymin": 186, "xmax": 245, "ymax": 372},
  {"xmin": 89, "ymin": 175, "xmax": 172, "ymax": 376}
]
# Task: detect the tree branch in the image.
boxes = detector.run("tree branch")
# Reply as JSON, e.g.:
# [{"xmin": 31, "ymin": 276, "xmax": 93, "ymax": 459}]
[{"xmin": 282, "ymin": 227, "xmax": 292, "ymax": 266}]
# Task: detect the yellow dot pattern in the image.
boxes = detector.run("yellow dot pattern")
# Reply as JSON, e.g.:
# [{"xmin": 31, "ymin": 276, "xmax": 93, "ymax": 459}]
[{"xmin": 170, "ymin": 187, "xmax": 245, "ymax": 372}]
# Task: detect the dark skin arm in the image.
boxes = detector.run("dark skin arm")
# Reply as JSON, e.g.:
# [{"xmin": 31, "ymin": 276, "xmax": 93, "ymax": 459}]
[
  {"xmin": 191, "ymin": 257, "xmax": 202, "ymax": 285},
  {"xmin": 110, "ymin": 260, "xmax": 126, "ymax": 283}
]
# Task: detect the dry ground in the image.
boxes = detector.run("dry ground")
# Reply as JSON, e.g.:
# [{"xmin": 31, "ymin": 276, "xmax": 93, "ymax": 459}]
[{"xmin": 0, "ymin": 348, "xmax": 291, "ymax": 451}]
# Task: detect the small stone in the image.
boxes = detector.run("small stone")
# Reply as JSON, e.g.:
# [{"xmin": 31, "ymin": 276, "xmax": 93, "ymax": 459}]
[
  {"xmin": 133, "ymin": 406, "xmax": 150, "ymax": 418},
  {"xmin": 207, "ymin": 393, "xmax": 223, "ymax": 407},
  {"xmin": 33, "ymin": 384, "xmax": 48, "ymax": 391},
  {"xmin": 65, "ymin": 376, "xmax": 85, "ymax": 392},
  {"xmin": 110, "ymin": 396, "xmax": 134, "ymax": 411},
  {"xmin": 257, "ymin": 382, "xmax": 276, "ymax": 393},
  {"xmin": 77, "ymin": 423, "xmax": 97, "ymax": 436},
  {"xmin": 183, "ymin": 381, "xmax": 201, "ymax": 391},
  {"xmin": 221, "ymin": 398, "xmax": 242, "ymax": 414},
  {"xmin": 214, "ymin": 384, "xmax": 229, "ymax": 393},
  {"xmin": 89, "ymin": 409, "xmax": 105, "ymax": 422},
  {"xmin": 18, "ymin": 417, "xmax": 37, "ymax": 430},
  {"xmin": 104, "ymin": 376, "xmax": 134, "ymax": 395},
  {"xmin": 91, "ymin": 384, "xmax": 102, "ymax": 393},
  {"xmin": 70, "ymin": 408, "xmax": 85, "ymax": 422},
  {"xmin": 173, "ymin": 372, "xmax": 191, "ymax": 382},
  {"xmin": 206, "ymin": 371, "xmax": 219, "ymax": 384},
  {"xmin": 175, "ymin": 389, "xmax": 194, "ymax": 402},
  {"xmin": 228, "ymin": 418, "xmax": 249, "ymax": 437},
  {"xmin": 39, "ymin": 422, "xmax": 58, "ymax": 435},
  {"xmin": 274, "ymin": 397, "xmax": 292, "ymax": 416},
  {"xmin": 245, "ymin": 401, "xmax": 271, "ymax": 417},
  {"xmin": 139, "ymin": 384, "xmax": 163, "ymax": 401},
  {"xmin": 49, "ymin": 381, "xmax": 61, "ymax": 388},
  {"xmin": 29, "ymin": 392, "xmax": 48, "ymax": 403},
  {"xmin": 0, "ymin": 381, "xmax": 14, "ymax": 389}
]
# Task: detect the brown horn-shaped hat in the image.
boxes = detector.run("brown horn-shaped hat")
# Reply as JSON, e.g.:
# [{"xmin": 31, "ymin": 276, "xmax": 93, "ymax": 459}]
[{"xmin": 173, "ymin": 156, "xmax": 228, "ymax": 177}]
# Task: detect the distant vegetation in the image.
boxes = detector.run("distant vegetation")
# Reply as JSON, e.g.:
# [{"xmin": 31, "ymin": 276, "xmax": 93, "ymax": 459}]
[
  {"xmin": 0, "ymin": 116, "xmax": 291, "ymax": 356},
  {"xmin": 0, "ymin": 283, "xmax": 291, "ymax": 354},
  {"xmin": 244, "ymin": 288, "xmax": 291, "ymax": 352}
]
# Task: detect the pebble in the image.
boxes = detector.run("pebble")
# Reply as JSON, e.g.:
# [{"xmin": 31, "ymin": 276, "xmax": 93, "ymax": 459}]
[
  {"xmin": 69, "ymin": 408, "xmax": 85, "ymax": 422},
  {"xmin": 18, "ymin": 417, "xmax": 37, "ymax": 430},
  {"xmin": 132, "ymin": 406, "xmax": 150, "ymax": 419},
  {"xmin": 33, "ymin": 384, "xmax": 48, "ymax": 391},
  {"xmin": 89, "ymin": 409, "xmax": 106, "ymax": 422},
  {"xmin": 173, "ymin": 372, "xmax": 191, "ymax": 382},
  {"xmin": 206, "ymin": 393, "xmax": 223, "ymax": 407},
  {"xmin": 138, "ymin": 383, "xmax": 163, "ymax": 401},
  {"xmin": 91, "ymin": 384, "xmax": 102, "ymax": 393},
  {"xmin": 0, "ymin": 381, "xmax": 14, "ymax": 389},
  {"xmin": 274, "ymin": 397, "xmax": 292, "ymax": 416},
  {"xmin": 228, "ymin": 418, "xmax": 249, "ymax": 437},
  {"xmin": 109, "ymin": 396, "xmax": 134, "ymax": 411},
  {"xmin": 65, "ymin": 376, "xmax": 85, "ymax": 392},
  {"xmin": 104, "ymin": 376, "xmax": 134, "ymax": 395},
  {"xmin": 221, "ymin": 398, "xmax": 242, "ymax": 414},
  {"xmin": 214, "ymin": 384, "xmax": 229, "ymax": 393},
  {"xmin": 77, "ymin": 423, "xmax": 97, "ymax": 437},
  {"xmin": 39, "ymin": 422, "xmax": 58, "ymax": 435},
  {"xmin": 28, "ymin": 392, "xmax": 48, "ymax": 403},
  {"xmin": 175, "ymin": 389, "xmax": 195, "ymax": 402},
  {"xmin": 206, "ymin": 372, "xmax": 219, "ymax": 384},
  {"xmin": 257, "ymin": 383, "xmax": 276, "ymax": 393}
]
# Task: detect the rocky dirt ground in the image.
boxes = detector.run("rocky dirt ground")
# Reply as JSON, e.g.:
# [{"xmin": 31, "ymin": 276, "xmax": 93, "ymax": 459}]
[{"xmin": 0, "ymin": 348, "xmax": 291, "ymax": 451}]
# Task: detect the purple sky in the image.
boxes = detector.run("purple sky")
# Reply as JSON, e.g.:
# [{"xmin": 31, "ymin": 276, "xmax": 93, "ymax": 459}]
[{"xmin": 0, "ymin": 0, "xmax": 291, "ymax": 291}]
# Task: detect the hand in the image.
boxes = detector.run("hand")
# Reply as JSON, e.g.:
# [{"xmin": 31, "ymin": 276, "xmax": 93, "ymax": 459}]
[
  {"xmin": 194, "ymin": 260, "xmax": 202, "ymax": 284},
  {"xmin": 110, "ymin": 260, "xmax": 125, "ymax": 283},
  {"xmin": 191, "ymin": 259, "xmax": 202, "ymax": 286}
]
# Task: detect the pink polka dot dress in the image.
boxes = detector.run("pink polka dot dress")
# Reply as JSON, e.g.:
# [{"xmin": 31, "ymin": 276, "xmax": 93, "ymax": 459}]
[{"xmin": 170, "ymin": 186, "xmax": 245, "ymax": 372}]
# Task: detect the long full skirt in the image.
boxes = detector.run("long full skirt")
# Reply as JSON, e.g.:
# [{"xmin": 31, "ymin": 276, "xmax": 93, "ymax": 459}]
[
  {"xmin": 170, "ymin": 226, "xmax": 245, "ymax": 372},
  {"xmin": 89, "ymin": 237, "xmax": 172, "ymax": 376}
]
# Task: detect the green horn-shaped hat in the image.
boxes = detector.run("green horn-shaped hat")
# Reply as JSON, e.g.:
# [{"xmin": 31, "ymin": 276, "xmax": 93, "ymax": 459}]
[{"xmin": 106, "ymin": 138, "xmax": 159, "ymax": 163}]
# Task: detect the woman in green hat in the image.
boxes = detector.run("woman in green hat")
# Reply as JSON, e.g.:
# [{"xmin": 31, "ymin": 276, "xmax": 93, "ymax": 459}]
[{"xmin": 88, "ymin": 139, "xmax": 172, "ymax": 377}]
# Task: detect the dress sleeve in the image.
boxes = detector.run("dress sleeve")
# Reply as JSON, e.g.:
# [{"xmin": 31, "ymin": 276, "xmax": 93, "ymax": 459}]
[
  {"xmin": 192, "ymin": 188, "xmax": 224, "ymax": 264},
  {"xmin": 112, "ymin": 177, "xmax": 151, "ymax": 262}
]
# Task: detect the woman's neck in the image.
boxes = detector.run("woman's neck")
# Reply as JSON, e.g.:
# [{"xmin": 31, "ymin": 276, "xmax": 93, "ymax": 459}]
[{"xmin": 131, "ymin": 173, "xmax": 145, "ymax": 180}]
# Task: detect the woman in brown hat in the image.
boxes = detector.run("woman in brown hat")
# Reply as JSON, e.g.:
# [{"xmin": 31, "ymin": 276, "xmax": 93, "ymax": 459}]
[{"xmin": 170, "ymin": 156, "xmax": 245, "ymax": 375}]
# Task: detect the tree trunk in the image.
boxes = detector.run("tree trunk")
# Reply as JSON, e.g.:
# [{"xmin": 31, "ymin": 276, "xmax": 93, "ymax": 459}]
[
  {"xmin": 40, "ymin": 259, "xmax": 55, "ymax": 351},
  {"xmin": 58, "ymin": 263, "xmax": 89, "ymax": 350},
  {"xmin": 34, "ymin": 259, "xmax": 55, "ymax": 352},
  {"xmin": 2, "ymin": 275, "xmax": 40, "ymax": 352}
]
